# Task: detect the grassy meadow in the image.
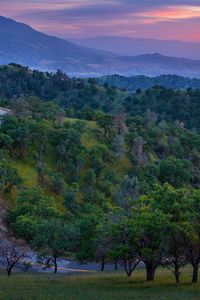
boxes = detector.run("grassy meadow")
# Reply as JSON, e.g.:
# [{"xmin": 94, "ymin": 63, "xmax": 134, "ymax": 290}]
[{"xmin": 0, "ymin": 267, "xmax": 200, "ymax": 300}]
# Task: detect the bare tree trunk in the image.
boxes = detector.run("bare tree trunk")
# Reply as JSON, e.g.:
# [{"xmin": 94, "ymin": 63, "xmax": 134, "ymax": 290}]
[
  {"xmin": 7, "ymin": 267, "xmax": 12, "ymax": 277},
  {"xmin": 145, "ymin": 262, "xmax": 155, "ymax": 281},
  {"xmin": 174, "ymin": 261, "xmax": 180, "ymax": 284},
  {"xmin": 0, "ymin": 242, "xmax": 24, "ymax": 277},
  {"xmin": 114, "ymin": 261, "xmax": 118, "ymax": 271},
  {"xmin": 192, "ymin": 265, "xmax": 199, "ymax": 283},
  {"xmin": 53, "ymin": 256, "xmax": 58, "ymax": 274},
  {"xmin": 101, "ymin": 257, "xmax": 105, "ymax": 272},
  {"xmin": 125, "ymin": 262, "xmax": 131, "ymax": 277},
  {"xmin": 125, "ymin": 260, "xmax": 140, "ymax": 278}
]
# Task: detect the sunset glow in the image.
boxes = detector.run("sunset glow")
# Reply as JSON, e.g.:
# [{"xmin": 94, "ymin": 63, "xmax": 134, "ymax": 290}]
[
  {"xmin": 1, "ymin": 0, "xmax": 200, "ymax": 42},
  {"xmin": 137, "ymin": 5, "xmax": 200, "ymax": 22}
]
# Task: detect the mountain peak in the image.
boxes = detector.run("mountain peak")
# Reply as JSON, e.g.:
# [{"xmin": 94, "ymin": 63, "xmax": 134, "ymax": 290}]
[
  {"xmin": 0, "ymin": 15, "xmax": 34, "ymax": 33},
  {"xmin": 0, "ymin": 15, "xmax": 11, "ymax": 21},
  {"xmin": 0, "ymin": 15, "xmax": 22, "ymax": 25}
]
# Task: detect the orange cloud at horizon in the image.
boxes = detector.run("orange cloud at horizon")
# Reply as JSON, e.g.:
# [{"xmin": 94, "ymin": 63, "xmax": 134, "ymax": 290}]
[{"xmin": 136, "ymin": 5, "xmax": 200, "ymax": 23}]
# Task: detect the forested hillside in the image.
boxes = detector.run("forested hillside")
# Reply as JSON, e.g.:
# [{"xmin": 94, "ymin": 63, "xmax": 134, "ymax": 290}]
[
  {"xmin": 98, "ymin": 74, "xmax": 200, "ymax": 91},
  {"xmin": 0, "ymin": 64, "xmax": 126, "ymax": 114},
  {"xmin": 1, "ymin": 64, "xmax": 200, "ymax": 283},
  {"xmin": 2, "ymin": 64, "xmax": 200, "ymax": 131}
]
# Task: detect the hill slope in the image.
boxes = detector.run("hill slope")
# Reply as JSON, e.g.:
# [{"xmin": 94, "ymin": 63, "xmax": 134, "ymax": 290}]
[{"xmin": 1, "ymin": 65, "xmax": 200, "ymax": 284}]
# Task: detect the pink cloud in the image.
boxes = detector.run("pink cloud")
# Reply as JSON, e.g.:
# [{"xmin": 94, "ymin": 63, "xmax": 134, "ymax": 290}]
[
  {"xmin": 136, "ymin": 5, "xmax": 200, "ymax": 23},
  {"xmin": 0, "ymin": 1, "xmax": 200, "ymax": 42}
]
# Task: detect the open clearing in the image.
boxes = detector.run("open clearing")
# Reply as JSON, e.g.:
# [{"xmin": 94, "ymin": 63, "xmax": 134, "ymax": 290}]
[{"xmin": 0, "ymin": 267, "xmax": 200, "ymax": 300}]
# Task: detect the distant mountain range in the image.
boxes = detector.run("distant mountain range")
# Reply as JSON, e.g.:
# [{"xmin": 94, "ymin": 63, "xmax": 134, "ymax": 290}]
[
  {"xmin": 1, "ymin": 16, "xmax": 200, "ymax": 77},
  {"xmin": 74, "ymin": 36, "xmax": 200, "ymax": 60},
  {"xmin": 0, "ymin": 16, "xmax": 116, "ymax": 75}
]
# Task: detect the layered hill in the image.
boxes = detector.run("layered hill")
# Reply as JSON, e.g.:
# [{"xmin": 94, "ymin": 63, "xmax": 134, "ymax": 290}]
[
  {"xmin": 75, "ymin": 36, "xmax": 200, "ymax": 60},
  {"xmin": 1, "ymin": 16, "xmax": 200, "ymax": 77},
  {"xmin": 1, "ymin": 64, "xmax": 200, "ymax": 131},
  {"xmin": 115, "ymin": 53, "xmax": 200, "ymax": 78}
]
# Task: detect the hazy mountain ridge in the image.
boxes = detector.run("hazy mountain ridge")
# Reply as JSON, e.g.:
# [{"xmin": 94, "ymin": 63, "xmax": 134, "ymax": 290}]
[
  {"xmin": 74, "ymin": 36, "xmax": 200, "ymax": 60},
  {"xmin": 116, "ymin": 53, "xmax": 200, "ymax": 78},
  {"xmin": 0, "ymin": 16, "xmax": 116, "ymax": 73},
  {"xmin": 1, "ymin": 16, "xmax": 200, "ymax": 77}
]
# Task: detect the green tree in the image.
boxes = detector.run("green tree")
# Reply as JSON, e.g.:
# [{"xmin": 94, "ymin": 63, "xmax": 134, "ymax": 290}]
[
  {"xmin": 134, "ymin": 199, "xmax": 168, "ymax": 281},
  {"xmin": 0, "ymin": 159, "xmax": 22, "ymax": 192},
  {"xmin": 149, "ymin": 184, "xmax": 190, "ymax": 284},
  {"xmin": 186, "ymin": 189, "xmax": 200, "ymax": 283},
  {"xmin": 32, "ymin": 218, "xmax": 77, "ymax": 273},
  {"xmin": 159, "ymin": 158, "xmax": 192, "ymax": 187}
]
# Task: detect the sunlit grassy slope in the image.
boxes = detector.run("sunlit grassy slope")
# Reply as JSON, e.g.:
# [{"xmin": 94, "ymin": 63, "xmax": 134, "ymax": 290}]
[
  {"xmin": 0, "ymin": 267, "xmax": 199, "ymax": 300},
  {"xmin": 8, "ymin": 118, "xmax": 131, "ymax": 207},
  {"xmin": 13, "ymin": 161, "xmax": 38, "ymax": 188}
]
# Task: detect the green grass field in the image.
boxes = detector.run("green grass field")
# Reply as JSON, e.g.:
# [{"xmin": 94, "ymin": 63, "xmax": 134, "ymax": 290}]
[{"xmin": 0, "ymin": 268, "xmax": 200, "ymax": 300}]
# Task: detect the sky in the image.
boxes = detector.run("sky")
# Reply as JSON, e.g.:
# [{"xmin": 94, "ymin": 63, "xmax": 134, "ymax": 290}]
[{"xmin": 1, "ymin": 0, "xmax": 200, "ymax": 42}]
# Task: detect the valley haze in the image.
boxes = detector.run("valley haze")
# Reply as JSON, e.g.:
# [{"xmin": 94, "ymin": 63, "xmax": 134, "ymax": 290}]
[{"xmin": 1, "ymin": 15, "xmax": 200, "ymax": 78}]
